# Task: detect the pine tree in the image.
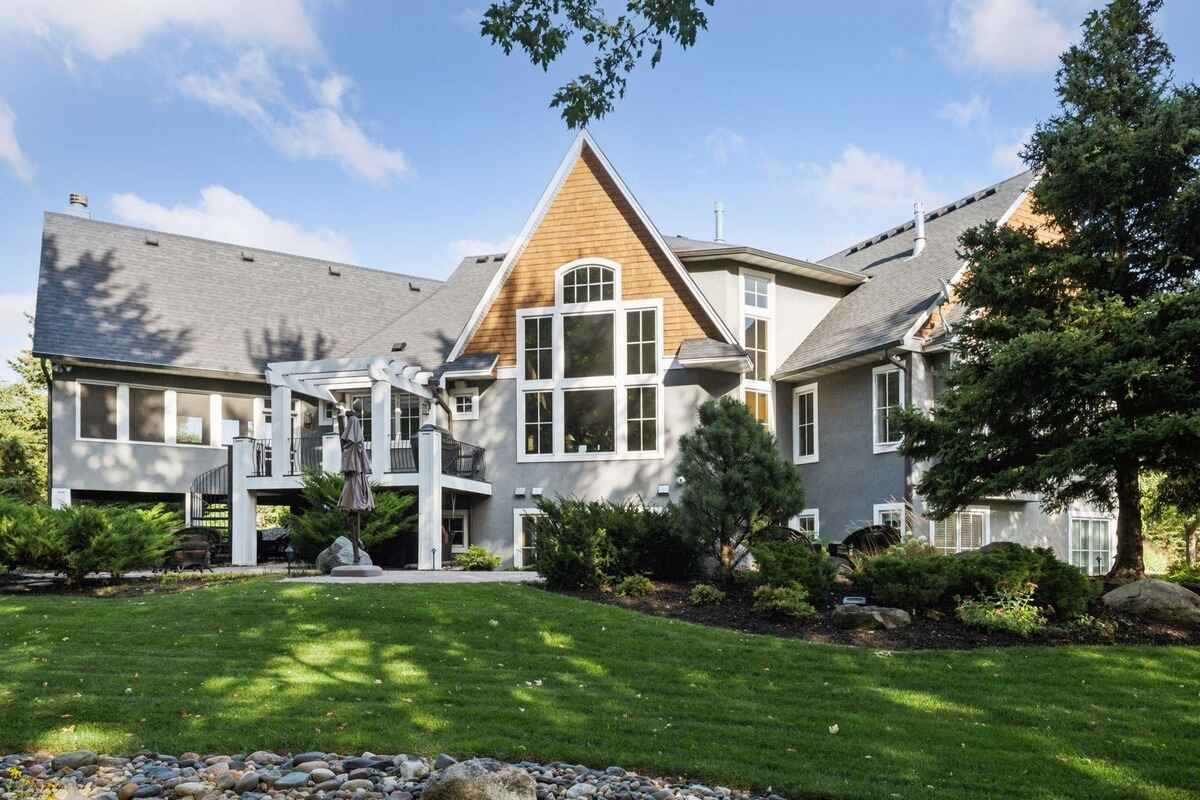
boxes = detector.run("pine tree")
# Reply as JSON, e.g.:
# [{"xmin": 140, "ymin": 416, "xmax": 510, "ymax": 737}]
[
  {"xmin": 676, "ymin": 397, "xmax": 805, "ymax": 581},
  {"xmin": 898, "ymin": 0, "xmax": 1200, "ymax": 579}
]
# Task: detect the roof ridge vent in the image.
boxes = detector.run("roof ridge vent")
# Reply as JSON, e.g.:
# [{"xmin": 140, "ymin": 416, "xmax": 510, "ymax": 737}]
[
  {"xmin": 240, "ymin": 251, "xmax": 255, "ymax": 262},
  {"xmin": 328, "ymin": 264, "xmax": 341, "ymax": 276}
]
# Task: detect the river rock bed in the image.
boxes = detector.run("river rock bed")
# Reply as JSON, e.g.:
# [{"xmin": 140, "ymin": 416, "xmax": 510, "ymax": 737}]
[{"xmin": 0, "ymin": 751, "xmax": 783, "ymax": 800}]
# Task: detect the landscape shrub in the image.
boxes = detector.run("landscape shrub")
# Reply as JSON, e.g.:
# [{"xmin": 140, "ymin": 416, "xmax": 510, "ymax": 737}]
[
  {"xmin": 283, "ymin": 470, "xmax": 416, "ymax": 562},
  {"xmin": 689, "ymin": 583, "xmax": 726, "ymax": 606},
  {"xmin": 1033, "ymin": 553, "xmax": 1099, "ymax": 618},
  {"xmin": 613, "ymin": 574, "xmax": 654, "ymax": 597},
  {"xmin": 454, "ymin": 545, "xmax": 500, "ymax": 571},
  {"xmin": 752, "ymin": 582, "xmax": 817, "ymax": 620},
  {"xmin": 856, "ymin": 550, "xmax": 958, "ymax": 610},
  {"xmin": 58, "ymin": 503, "xmax": 176, "ymax": 586},
  {"xmin": 955, "ymin": 582, "xmax": 1046, "ymax": 637},
  {"xmin": 750, "ymin": 539, "xmax": 836, "ymax": 601},
  {"xmin": 530, "ymin": 498, "xmax": 701, "ymax": 590},
  {"xmin": 1166, "ymin": 562, "xmax": 1200, "ymax": 585},
  {"xmin": 954, "ymin": 543, "xmax": 1047, "ymax": 598},
  {"xmin": 0, "ymin": 497, "xmax": 64, "ymax": 571}
]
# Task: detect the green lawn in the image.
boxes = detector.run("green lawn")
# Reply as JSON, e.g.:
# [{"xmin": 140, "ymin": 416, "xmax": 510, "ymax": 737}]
[{"xmin": 1, "ymin": 581, "xmax": 1197, "ymax": 800}]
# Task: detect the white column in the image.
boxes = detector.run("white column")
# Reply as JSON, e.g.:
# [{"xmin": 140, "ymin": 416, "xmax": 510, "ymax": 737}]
[
  {"xmin": 209, "ymin": 393, "xmax": 223, "ymax": 446},
  {"xmin": 322, "ymin": 433, "xmax": 341, "ymax": 473},
  {"xmin": 230, "ymin": 438, "xmax": 258, "ymax": 566},
  {"xmin": 370, "ymin": 378, "xmax": 390, "ymax": 477},
  {"xmin": 116, "ymin": 384, "xmax": 130, "ymax": 441},
  {"xmin": 417, "ymin": 424, "xmax": 443, "ymax": 570},
  {"xmin": 270, "ymin": 384, "xmax": 291, "ymax": 478}
]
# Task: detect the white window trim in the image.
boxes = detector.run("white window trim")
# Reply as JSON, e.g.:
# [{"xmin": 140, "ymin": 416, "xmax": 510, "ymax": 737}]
[
  {"xmin": 790, "ymin": 508, "xmax": 820, "ymax": 538},
  {"xmin": 792, "ymin": 383, "xmax": 818, "ymax": 464},
  {"xmin": 513, "ymin": 507, "xmax": 544, "ymax": 569},
  {"xmin": 739, "ymin": 267, "xmax": 774, "ymax": 431},
  {"xmin": 740, "ymin": 267, "xmax": 774, "ymax": 313},
  {"xmin": 873, "ymin": 502, "xmax": 906, "ymax": 538},
  {"xmin": 450, "ymin": 387, "xmax": 480, "ymax": 421},
  {"xmin": 1067, "ymin": 512, "xmax": 1116, "ymax": 575},
  {"xmin": 929, "ymin": 505, "xmax": 991, "ymax": 553},
  {"xmin": 76, "ymin": 379, "xmax": 254, "ymax": 449},
  {"xmin": 75, "ymin": 379, "xmax": 120, "ymax": 443},
  {"xmin": 514, "ymin": 258, "xmax": 664, "ymax": 463},
  {"xmin": 443, "ymin": 509, "xmax": 469, "ymax": 554},
  {"xmin": 872, "ymin": 364, "xmax": 905, "ymax": 454}
]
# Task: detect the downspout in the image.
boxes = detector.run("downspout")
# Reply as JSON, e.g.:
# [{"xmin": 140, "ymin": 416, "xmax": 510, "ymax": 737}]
[{"xmin": 39, "ymin": 358, "xmax": 53, "ymax": 505}]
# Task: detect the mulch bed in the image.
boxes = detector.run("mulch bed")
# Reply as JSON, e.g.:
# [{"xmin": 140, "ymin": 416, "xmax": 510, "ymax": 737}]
[{"xmin": 555, "ymin": 580, "xmax": 1200, "ymax": 650}]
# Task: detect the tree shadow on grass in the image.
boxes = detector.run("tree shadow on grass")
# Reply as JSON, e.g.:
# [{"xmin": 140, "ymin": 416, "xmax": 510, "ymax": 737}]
[{"xmin": 1, "ymin": 582, "xmax": 1198, "ymax": 800}]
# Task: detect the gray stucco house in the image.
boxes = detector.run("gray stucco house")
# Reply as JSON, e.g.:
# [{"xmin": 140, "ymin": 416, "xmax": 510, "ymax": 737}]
[{"xmin": 32, "ymin": 131, "xmax": 1118, "ymax": 574}]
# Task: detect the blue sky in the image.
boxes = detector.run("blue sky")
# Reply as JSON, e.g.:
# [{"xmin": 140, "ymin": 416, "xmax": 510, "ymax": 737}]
[{"xmin": 2, "ymin": 0, "xmax": 1198, "ymax": 379}]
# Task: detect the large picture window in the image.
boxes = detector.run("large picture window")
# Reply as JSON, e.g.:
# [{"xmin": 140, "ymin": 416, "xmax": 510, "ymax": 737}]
[
  {"xmin": 129, "ymin": 387, "xmax": 165, "ymax": 444},
  {"xmin": 873, "ymin": 365, "xmax": 904, "ymax": 452},
  {"xmin": 516, "ymin": 259, "xmax": 661, "ymax": 461},
  {"xmin": 78, "ymin": 383, "xmax": 117, "ymax": 440},
  {"xmin": 563, "ymin": 389, "xmax": 615, "ymax": 453},
  {"xmin": 563, "ymin": 313, "xmax": 613, "ymax": 378}
]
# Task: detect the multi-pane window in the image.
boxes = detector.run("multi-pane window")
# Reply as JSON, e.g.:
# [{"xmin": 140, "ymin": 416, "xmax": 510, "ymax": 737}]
[
  {"xmin": 562, "ymin": 265, "xmax": 614, "ymax": 303},
  {"xmin": 345, "ymin": 391, "xmax": 372, "ymax": 441},
  {"xmin": 524, "ymin": 391, "xmax": 553, "ymax": 455},
  {"xmin": 932, "ymin": 510, "xmax": 986, "ymax": 554},
  {"xmin": 393, "ymin": 391, "xmax": 421, "ymax": 442},
  {"xmin": 563, "ymin": 313, "xmax": 614, "ymax": 378},
  {"xmin": 794, "ymin": 385, "xmax": 816, "ymax": 462},
  {"xmin": 129, "ymin": 387, "xmax": 166, "ymax": 443},
  {"xmin": 873, "ymin": 366, "xmax": 903, "ymax": 449},
  {"xmin": 745, "ymin": 389, "xmax": 769, "ymax": 428},
  {"xmin": 626, "ymin": 309, "xmax": 657, "ymax": 375},
  {"xmin": 523, "ymin": 316, "xmax": 552, "ymax": 380},
  {"xmin": 563, "ymin": 389, "xmax": 615, "ymax": 453},
  {"xmin": 514, "ymin": 512, "xmax": 542, "ymax": 569},
  {"xmin": 744, "ymin": 317, "xmax": 768, "ymax": 381},
  {"xmin": 744, "ymin": 273, "xmax": 769, "ymax": 309},
  {"xmin": 220, "ymin": 396, "xmax": 254, "ymax": 445},
  {"xmin": 875, "ymin": 503, "xmax": 905, "ymax": 537},
  {"xmin": 454, "ymin": 394, "xmax": 475, "ymax": 417},
  {"xmin": 79, "ymin": 383, "xmax": 117, "ymax": 440},
  {"xmin": 175, "ymin": 391, "xmax": 210, "ymax": 445},
  {"xmin": 1071, "ymin": 517, "xmax": 1113, "ymax": 576},
  {"xmin": 794, "ymin": 510, "xmax": 818, "ymax": 538},
  {"xmin": 444, "ymin": 511, "xmax": 468, "ymax": 553},
  {"xmin": 626, "ymin": 386, "xmax": 657, "ymax": 451}
]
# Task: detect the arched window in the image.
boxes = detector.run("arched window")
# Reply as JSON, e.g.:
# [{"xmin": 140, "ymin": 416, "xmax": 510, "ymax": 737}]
[{"xmin": 562, "ymin": 264, "xmax": 615, "ymax": 303}]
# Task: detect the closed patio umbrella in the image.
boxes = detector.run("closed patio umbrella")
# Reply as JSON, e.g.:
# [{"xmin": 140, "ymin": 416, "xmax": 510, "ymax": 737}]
[{"xmin": 337, "ymin": 409, "xmax": 374, "ymax": 565}]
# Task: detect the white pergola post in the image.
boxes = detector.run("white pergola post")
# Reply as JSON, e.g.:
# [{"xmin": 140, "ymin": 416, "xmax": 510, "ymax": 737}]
[
  {"xmin": 322, "ymin": 433, "xmax": 341, "ymax": 473},
  {"xmin": 230, "ymin": 438, "xmax": 258, "ymax": 566},
  {"xmin": 417, "ymin": 424, "xmax": 443, "ymax": 570},
  {"xmin": 270, "ymin": 384, "xmax": 291, "ymax": 478},
  {"xmin": 370, "ymin": 377, "xmax": 391, "ymax": 477}
]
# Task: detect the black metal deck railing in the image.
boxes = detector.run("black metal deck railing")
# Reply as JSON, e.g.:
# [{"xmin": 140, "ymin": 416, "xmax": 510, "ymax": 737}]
[
  {"xmin": 388, "ymin": 438, "xmax": 417, "ymax": 473},
  {"xmin": 288, "ymin": 433, "xmax": 324, "ymax": 475},
  {"xmin": 445, "ymin": 439, "xmax": 486, "ymax": 481},
  {"xmin": 249, "ymin": 438, "xmax": 272, "ymax": 477}
]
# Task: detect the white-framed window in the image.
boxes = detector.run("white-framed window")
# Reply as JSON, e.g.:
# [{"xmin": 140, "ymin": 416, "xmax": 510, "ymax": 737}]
[
  {"xmin": 744, "ymin": 271, "xmax": 770, "ymax": 310},
  {"xmin": 513, "ymin": 508, "xmax": 545, "ymax": 569},
  {"xmin": 792, "ymin": 383, "xmax": 818, "ymax": 464},
  {"xmin": 791, "ymin": 508, "xmax": 820, "ymax": 538},
  {"xmin": 220, "ymin": 395, "xmax": 255, "ymax": 445},
  {"xmin": 450, "ymin": 388, "xmax": 479, "ymax": 421},
  {"xmin": 872, "ymin": 364, "xmax": 904, "ymax": 453},
  {"xmin": 873, "ymin": 502, "xmax": 906, "ymax": 538},
  {"xmin": 745, "ymin": 388, "xmax": 770, "ymax": 428},
  {"xmin": 931, "ymin": 507, "xmax": 989, "ymax": 554},
  {"xmin": 444, "ymin": 510, "xmax": 469, "ymax": 553},
  {"xmin": 1069, "ymin": 515, "xmax": 1115, "ymax": 576},
  {"xmin": 129, "ymin": 386, "xmax": 167, "ymax": 444},
  {"xmin": 77, "ymin": 381, "xmax": 118, "ymax": 441},
  {"xmin": 515, "ymin": 258, "xmax": 663, "ymax": 462},
  {"xmin": 392, "ymin": 390, "xmax": 421, "ymax": 443}
]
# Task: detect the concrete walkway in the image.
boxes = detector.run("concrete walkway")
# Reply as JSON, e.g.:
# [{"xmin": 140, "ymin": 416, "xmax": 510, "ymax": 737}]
[{"xmin": 282, "ymin": 569, "xmax": 543, "ymax": 585}]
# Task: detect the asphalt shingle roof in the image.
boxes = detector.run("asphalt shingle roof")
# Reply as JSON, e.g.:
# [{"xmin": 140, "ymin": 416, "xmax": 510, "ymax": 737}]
[
  {"xmin": 778, "ymin": 171, "xmax": 1033, "ymax": 375},
  {"xmin": 33, "ymin": 212, "xmax": 447, "ymax": 376}
]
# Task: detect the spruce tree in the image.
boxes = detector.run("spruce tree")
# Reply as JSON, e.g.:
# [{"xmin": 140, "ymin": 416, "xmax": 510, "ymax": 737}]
[{"xmin": 898, "ymin": 0, "xmax": 1200, "ymax": 579}]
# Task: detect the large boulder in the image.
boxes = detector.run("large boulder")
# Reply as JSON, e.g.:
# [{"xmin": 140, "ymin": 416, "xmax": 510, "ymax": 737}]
[
  {"xmin": 1102, "ymin": 579, "xmax": 1200, "ymax": 626},
  {"xmin": 832, "ymin": 604, "xmax": 912, "ymax": 630},
  {"xmin": 316, "ymin": 536, "xmax": 373, "ymax": 574},
  {"xmin": 422, "ymin": 759, "xmax": 536, "ymax": 800}
]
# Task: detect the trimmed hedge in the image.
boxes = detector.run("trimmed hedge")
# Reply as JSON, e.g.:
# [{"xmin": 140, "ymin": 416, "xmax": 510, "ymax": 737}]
[{"xmin": 750, "ymin": 539, "xmax": 837, "ymax": 602}]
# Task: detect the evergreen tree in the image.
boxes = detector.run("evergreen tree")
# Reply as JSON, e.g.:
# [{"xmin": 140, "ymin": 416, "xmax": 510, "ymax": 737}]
[
  {"xmin": 898, "ymin": 0, "xmax": 1200, "ymax": 579},
  {"xmin": 676, "ymin": 397, "xmax": 805, "ymax": 581},
  {"xmin": 0, "ymin": 320, "xmax": 48, "ymax": 502}
]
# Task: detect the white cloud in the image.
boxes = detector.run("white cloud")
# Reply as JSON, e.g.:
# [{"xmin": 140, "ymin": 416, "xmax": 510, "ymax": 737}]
[
  {"xmin": 110, "ymin": 186, "xmax": 354, "ymax": 263},
  {"xmin": 992, "ymin": 127, "xmax": 1034, "ymax": 172},
  {"xmin": 179, "ymin": 51, "xmax": 409, "ymax": 184},
  {"xmin": 0, "ymin": 292, "xmax": 36, "ymax": 382},
  {"xmin": 939, "ymin": 94, "xmax": 990, "ymax": 128},
  {"xmin": 704, "ymin": 128, "xmax": 747, "ymax": 166},
  {"xmin": 801, "ymin": 146, "xmax": 943, "ymax": 215},
  {"xmin": 947, "ymin": 0, "xmax": 1077, "ymax": 74},
  {"xmin": 449, "ymin": 235, "xmax": 516, "ymax": 260},
  {"xmin": 0, "ymin": 0, "xmax": 319, "ymax": 60},
  {"xmin": 0, "ymin": 99, "xmax": 36, "ymax": 183}
]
